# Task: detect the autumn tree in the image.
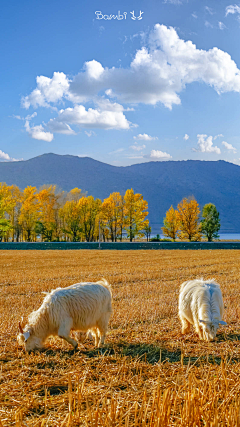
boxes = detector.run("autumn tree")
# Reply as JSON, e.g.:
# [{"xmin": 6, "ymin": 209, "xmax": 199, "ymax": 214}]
[
  {"xmin": 78, "ymin": 196, "xmax": 102, "ymax": 242},
  {"xmin": 101, "ymin": 192, "xmax": 124, "ymax": 242},
  {"xmin": 8, "ymin": 185, "xmax": 23, "ymax": 241},
  {"xmin": 162, "ymin": 206, "xmax": 179, "ymax": 241},
  {"xmin": 124, "ymin": 189, "xmax": 149, "ymax": 242},
  {"xmin": 36, "ymin": 185, "xmax": 59, "ymax": 241},
  {"xmin": 0, "ymin": 182, "xmax": 14, "ymax": 241},
  {"xmin": 19, "ymin": 186, "xmax": 39, "ymax": 241},
  {"xmin": 177, "ymin": 197, "xmax": 202, "ymax": 241},
  {"xmin": 201, "ymin": 203, "xmax": 220, "ymax": 241}
]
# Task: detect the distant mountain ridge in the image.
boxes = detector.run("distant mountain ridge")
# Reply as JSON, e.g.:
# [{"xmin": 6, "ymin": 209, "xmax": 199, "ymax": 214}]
[{"xmin": 0, "ymin": 153, "xmax": 239, "ymax": 232}]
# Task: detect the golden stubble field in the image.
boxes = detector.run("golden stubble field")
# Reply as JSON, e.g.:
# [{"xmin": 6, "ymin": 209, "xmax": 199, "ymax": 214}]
[{"xmin": 0, "ymin": 249, "xmax": 240, "ymax": 426}]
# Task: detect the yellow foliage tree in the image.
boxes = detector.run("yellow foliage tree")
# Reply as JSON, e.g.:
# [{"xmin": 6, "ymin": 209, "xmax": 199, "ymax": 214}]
[
  {"xmin": 177, "ymin": 197, "xmax": 202, "ymax": 241},
  {"xmin": 19, "ymin": 186, "xmax": 39, "ymax": 241},
  {"xmin": 59, "ymin": 201, "xmax": 82, "ymax": 242},
  {"xmin": 101, "ymin": 192, "xmax": 124, "ymax": 242},
  {"xmin": 162, "ymin": 206, "xmax": 179, "ymax": 241},
  {"xmin": 37, "ymin": 186, "xmax": 58, "ymax": 241},
  {"xmin": 0, "ymin": 183, "xmax": 17, "ymax": 241},
  {"xmin": 124, "ymin": 189, "xmax": 149, "ymax": 242},
  {"xmin": 78, "ymin": 196, "xmax": 102, "ymax": 242}
]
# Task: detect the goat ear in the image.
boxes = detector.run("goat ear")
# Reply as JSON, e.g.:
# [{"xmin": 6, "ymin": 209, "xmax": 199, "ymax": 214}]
[{"xmin": 219, "ymin": 321, "xmax": 227, "ymax": 326}]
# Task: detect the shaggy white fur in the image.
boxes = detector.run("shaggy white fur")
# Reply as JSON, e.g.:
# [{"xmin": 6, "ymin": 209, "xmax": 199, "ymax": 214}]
[
  {"xmin": 17, "ymin": 279, "xmax": 112, "ymax": 351},
  {"xmin": 178, "ymin": 279, "xmax": 227, "ymax": 341}
]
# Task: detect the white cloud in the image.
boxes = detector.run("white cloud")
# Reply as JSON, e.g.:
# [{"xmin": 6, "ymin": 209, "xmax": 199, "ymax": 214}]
[
  {"xmin": 84, "ymin": 60, "xmax": 104, "ymax": 80},
  {"xmin": 85, "ymin": 130, "xmax": 96, "ymax": 137},
  {"xmin": 22, "ymin": 24, "xmax": 240, "ymax": 112},
  {"xmin": 134, "ymin": 133, "xmax": 158, "ymax": 141},
  {"xmin": 130, "ymin": 144, "xmax": 146, "ymax": 151},
  {"xmin": 218, "ymin": 21, "xmax": 226, "ymax": 30},
  {"xmin": 22, "ymin": 72, "xmax": 70, "ymax": 109},
  {"xmin": 213, "ymin": 134, "xmax": 224, "ymax": 140},
  {"xmin": 47, "ymin": 120, "xmax": 76, "ymax": 135},
  {"xmin": 0, "ymin": 150, "xmax": 20, "ymax": 162},
  {"xmin": 226, "ymin": 5, "xmax": 240, "ymax": 16},
  {"xmin": 150, "ymin": 149, "xmax": 172, "ymax": 159},
  {"xmin": 192, "ymin": 12, "xmax": 198, "ymax": 18},
  {"xmin": 222, "ymin": 140, "xmax": 237, "ymax": 152},
  {"xmin": 13, "ymin": 112, "xmax": 37, "ymax": 121},
  {"xmin": 193, "ymin": 134, "xmax": 221, "ymax": 154},
  {"xmin": 205, "ymin": 6, "xmax": 214, "ymax": 15},
  {"xmin": 184, "ymin": 133, "xmax": 189, "ymax": 140},
  {"xmin": 48, "ymin": 105, "xmax": 131, "ymax": 130},
  {"xmin": 25, "ymin": 121, "xmax": 54, "ymax": 142}
]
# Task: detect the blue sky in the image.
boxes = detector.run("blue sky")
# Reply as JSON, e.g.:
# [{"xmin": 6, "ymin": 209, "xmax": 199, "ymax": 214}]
[{"xmin": 2, "ymin": 0, "xmax": 240, "ymax": 165}]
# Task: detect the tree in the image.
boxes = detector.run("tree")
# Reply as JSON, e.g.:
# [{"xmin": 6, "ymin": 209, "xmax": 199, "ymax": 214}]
[
  {"xmin": 177, "ymin": 197, "xmax": 202, "ymax": 241},
  {"xmin": 162, "ymin": 206, "xmax": 179, "ymax": 241},
  {"xmin": 19, "ymin": 186, "xmax": 39, "ymax": 241},
  {"xmin": 124, "ymin": 189, "xmax": 149, "ymax": 242},
  {"xmin": 144, "ymin": 225, "xmax": 151, "ymax": 242},
  {"xmin": 7, "ymin": 185, "xmax": 23, "ymax": 241},
  {"xmin": 59, "ymin": 200, "xmax": 82, "ymax": 241},
  {"xmin": 59, "ymin": 188, "xmax": 84, "ymax": 241},
  {"xmin": 201, "ymin": 203, "xmax": 220, "ymax": 241},
  {"xmin": 37, "ymin": 186, "xmax": 58, "ymax": 241},
  {"xmin": 78, "ymin": 196, "xmax": 102, "ymax": 242},
  {"xmin": 101, "ymin": 192, "xmax": 124, "ymax": 242},
  {"xmin": 0, "ymin": 183, "xmax": 17, "ymax": 241}
]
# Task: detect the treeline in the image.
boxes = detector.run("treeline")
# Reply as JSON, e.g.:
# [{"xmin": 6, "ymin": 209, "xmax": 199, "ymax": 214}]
[
  {"xmin": 162, "ymin": 197, "xmax": 220, "ymax": 242},
  {"xmin": 0, "ymin": 184, "xmax": 149, "ymax": 242}
]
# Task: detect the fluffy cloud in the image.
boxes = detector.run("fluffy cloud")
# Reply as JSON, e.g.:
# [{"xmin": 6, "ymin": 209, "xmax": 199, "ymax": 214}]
[
  {"xmin": 48, "ymin": 105, "xmax": 131, "ymax": 130},
  {"xmin": 193, "ymin": 134, "xmax": 221, "ymax": 154},
  {"xmin": 134, "ymin": 133, "xmax": 158, "ymax": 141},
  {"xmin": 22, "ymin": 72, "xmax": 69, "ymax": 109},
  {"xmin": 222, "ymin": 141, "xmax": 237, "ymax": 152},
  {"xmin": 0, "ymin": 150, "xmax": 20, "ymax": 162},
  {"xmin": 184, "ymin": 134, "xmax": 189, "ymax": 140},
  {"xmin": 226, "ymin": 5, "xmax": 240, "ymax": 16},
  {"xmin": 150, "ymin": 149, "xmax": 172, "ymax": 159},
  {"xmin": 130, "ymin": 144, "xmax": 146, "ymax": 151},
  {"xmin": 22, "ymin": 24, "xmax": 240, "ymax": 112},
  {"xmin": 25, "ymin": 121, "xmax": 54, "ymax": 142}
]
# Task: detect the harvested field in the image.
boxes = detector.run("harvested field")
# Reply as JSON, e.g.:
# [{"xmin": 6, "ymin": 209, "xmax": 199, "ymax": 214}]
[{"xmin": 0, "ymin": 249, "xmax": 240, "ymax": 426}]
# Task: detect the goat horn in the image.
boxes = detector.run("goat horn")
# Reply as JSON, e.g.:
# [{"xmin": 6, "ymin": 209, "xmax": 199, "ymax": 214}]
[{"xmin": 19, "ymin": 321, "xmax": 23, "ymax": 334}]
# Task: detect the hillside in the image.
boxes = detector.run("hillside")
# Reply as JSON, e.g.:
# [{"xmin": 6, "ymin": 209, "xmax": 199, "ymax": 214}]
[{"xmin": 0, "ymin": 153, "xmax": 239, "ymax": 232}]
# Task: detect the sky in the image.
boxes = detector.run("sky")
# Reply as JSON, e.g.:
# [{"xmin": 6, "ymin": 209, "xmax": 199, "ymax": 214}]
[{"xmin": 2, "ymin": 0, "xmax": 240, "ymax": 166}]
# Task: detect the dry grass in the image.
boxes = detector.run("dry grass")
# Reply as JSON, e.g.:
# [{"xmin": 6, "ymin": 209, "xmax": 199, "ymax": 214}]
[{"xmin": 0, "ymin": 249, "xmax": 240, "ymax": 426}]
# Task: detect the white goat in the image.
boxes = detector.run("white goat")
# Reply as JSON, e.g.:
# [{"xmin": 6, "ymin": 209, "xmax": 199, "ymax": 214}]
[
  {"xmin": 17, "ymin": 279, "xmax": 112, "ymax": 352},
  {"xmin": 179, "ymin": 279, "xmax": 227, "ymax": 341}
]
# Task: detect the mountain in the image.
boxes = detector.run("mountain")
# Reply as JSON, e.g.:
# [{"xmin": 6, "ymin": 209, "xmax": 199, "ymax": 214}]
[{"xmin": 0, "ymin": 153, "xmax": 239, "ymax": 232}]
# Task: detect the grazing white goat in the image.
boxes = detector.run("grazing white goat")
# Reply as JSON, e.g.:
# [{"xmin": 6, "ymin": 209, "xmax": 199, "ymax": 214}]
[
  {"xmin": 17, "ymin": 279, "xmax": 112, "ymax": 352},
  {"xmin": 178, "ymin": 279, "xmax": 227, "ymax": 341}
]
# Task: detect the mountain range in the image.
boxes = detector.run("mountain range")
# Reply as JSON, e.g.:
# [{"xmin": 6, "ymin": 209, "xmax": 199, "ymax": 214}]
[{"xmin": 0, "ymin": 153, "xmax": 239, "ymax": 232}]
